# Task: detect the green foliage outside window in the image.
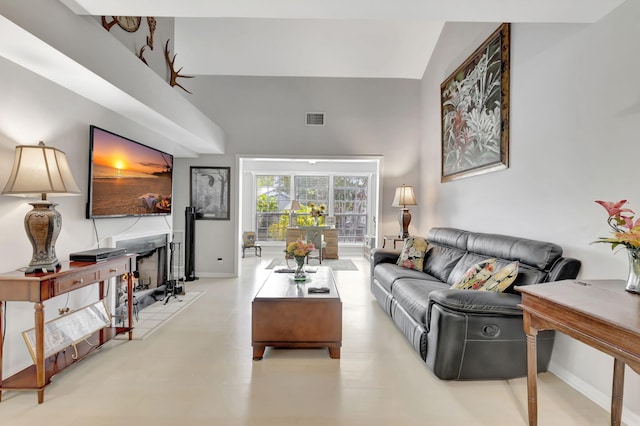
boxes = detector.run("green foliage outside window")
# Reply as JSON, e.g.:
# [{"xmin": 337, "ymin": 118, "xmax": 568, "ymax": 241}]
[
  {"xmin": 255, "ymin": 174, "xmax": 367, "ymax": 243},
  {"xmin": 293, "ymin": 204, "xmax": 324, "ymax": 227},
  {"xmin": 257, "ymin": 194, "xmax": 279, "ymax": 212},
  {"xmin": 268, "ymin": 214, "xmax": 291, "ymax": 240}
]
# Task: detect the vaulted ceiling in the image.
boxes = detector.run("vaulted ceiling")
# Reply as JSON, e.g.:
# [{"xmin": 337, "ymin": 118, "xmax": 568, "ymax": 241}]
[
  {"xmin": 0, "ymin": 1, "xmax": 627, "ymax": 156},
  {"xmin": 61, "ymin": 0, "xmax": 626, "ymax": 79}
]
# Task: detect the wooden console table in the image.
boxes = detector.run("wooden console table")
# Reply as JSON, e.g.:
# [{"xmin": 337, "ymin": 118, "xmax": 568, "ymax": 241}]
[
  {"xmin": 517, "ymin": 279, "xmax": 640, "ymax": 426},
  {"xmin": 0, "ymin": 255, "xmax": 135, "ymax": 404}
]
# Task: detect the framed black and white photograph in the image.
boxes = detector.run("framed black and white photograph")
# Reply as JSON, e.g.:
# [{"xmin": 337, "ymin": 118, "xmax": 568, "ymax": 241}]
[{"xmin": 190, "ymin": 166, "xmax": 230, "ymax": 220}]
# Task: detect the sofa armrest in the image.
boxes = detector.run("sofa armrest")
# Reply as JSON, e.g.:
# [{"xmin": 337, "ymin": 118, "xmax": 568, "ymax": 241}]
[
  {"xmin": 370, "ymin": 248, "xmax": 401, "ymax": 277},
  {"xmin": 428, "ymin": 289, "xmax": 523, "ymax": 317},
  {"xmin": 547, "ymin": 257, "xmax": 581, "ymax": 282},
  {"xmin": 371, "ymin": 248, "xmax": 400, "ymax": 266}
]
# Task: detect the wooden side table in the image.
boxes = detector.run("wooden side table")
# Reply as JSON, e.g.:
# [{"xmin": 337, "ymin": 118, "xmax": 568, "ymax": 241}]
[
  {"xmin": 517, "ymin": 279, "xmax": 640, "ymax": 426},
  {"xmin": 0, "ymin": 255, "xmax": 135, "ymax": 404},
  {"xmin": 382, "ymin": 235, "xmax": 405, "ymax": 249}
]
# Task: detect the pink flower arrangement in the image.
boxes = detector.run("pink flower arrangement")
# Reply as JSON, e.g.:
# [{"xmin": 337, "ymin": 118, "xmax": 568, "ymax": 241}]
[
  {"xmin": 594, "ymin": 200, "xmax": 640, "ymax": 250},
  {"xmin": 285, "ymin": 239, "xmax": 315, "ymax": 258}
]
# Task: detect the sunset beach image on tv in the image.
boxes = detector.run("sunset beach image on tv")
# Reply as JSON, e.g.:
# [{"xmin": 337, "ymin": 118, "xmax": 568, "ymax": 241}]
[{"xmin": 87, "ymin": 126, "xmax": 173, "ymax": 218}]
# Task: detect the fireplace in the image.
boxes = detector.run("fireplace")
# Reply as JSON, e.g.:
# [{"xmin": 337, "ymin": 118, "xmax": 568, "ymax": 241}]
[
  {"xmin": 112, "ymin": 233, "xmax": 170, "ymax": 321},
  {"xmin": 116, "ymin": 234, "xmax": 168, "ymax": 288}
]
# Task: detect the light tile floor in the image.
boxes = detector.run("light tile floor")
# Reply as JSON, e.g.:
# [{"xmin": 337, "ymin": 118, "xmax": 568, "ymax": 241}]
[
  {"xmin": 0, "ymin": 248, "xmax": 615, "ymax": 425},
  {"xmin": 115, "ymin": 291, "xmax": 205, "ymax": 340}
]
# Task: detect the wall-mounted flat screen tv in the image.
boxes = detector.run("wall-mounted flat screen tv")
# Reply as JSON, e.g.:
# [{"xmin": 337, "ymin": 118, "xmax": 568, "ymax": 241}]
[{"xmin": 87, "ymin": 125, "xmax": 173, "ymax": 218}]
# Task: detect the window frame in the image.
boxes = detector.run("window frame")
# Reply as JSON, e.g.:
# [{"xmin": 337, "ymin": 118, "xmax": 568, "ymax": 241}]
[{"xmin": 254, "ymin": 172, "xmax": 372, "ymax": 244}]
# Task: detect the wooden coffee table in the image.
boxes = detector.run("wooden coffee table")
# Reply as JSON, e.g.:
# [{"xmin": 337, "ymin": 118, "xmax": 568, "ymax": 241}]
[{"xmin": 251, "ymin": 266, "xmax": 342, "ymax": 360}]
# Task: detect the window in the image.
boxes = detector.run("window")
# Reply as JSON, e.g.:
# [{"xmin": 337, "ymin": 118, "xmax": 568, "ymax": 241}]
[
  {"xmin": 255, "ymin": 174, "xmax": 369, "ymax": 244},
  {"xmin": 333, "ymin": 176, "xmax": 368, "ymax": 243},
  {"xmin": 295, "ymin": 175, "xmax": 329, "ymax": 206},
  {"xmin": 256, "ymin": 175, "xmax": 290, "ymax": 241}
]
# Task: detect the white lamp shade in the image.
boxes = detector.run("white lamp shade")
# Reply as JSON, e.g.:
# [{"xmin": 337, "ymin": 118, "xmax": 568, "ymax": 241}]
[
  {"xmin": 286, "ymin": 199, "xmax": 301, "ymax": 211},
  {"xmin": 392, "ymin": 185, "xmax": 417, "ymax": 207},
  {"xmin": 1, "ymin": 142, "xmax": 81, "ymax": 197}
]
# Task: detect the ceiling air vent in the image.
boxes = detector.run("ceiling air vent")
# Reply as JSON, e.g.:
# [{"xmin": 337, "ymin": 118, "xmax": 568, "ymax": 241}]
[{"xmin": 306, "ymin": 112, "xmax": 325, "ymax": 126}]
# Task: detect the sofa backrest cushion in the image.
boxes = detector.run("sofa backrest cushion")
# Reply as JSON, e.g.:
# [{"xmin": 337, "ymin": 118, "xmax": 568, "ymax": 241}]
[
  {"xmin": 423, "ymin": 245, "xmax": 466, "ymax": 283},
  {"xmin": 423, "ymin": 228, "xmax": 580, "ymax": 290},
  {"xmin": 423, "ymin": 228, "xmax": 469, "ymax": 282},
  {"xmin": 465, "ymin": 232, "xmax": 563, "ymax": 271},
  {"xmin": 427, "ymin": 228, "xmax": 470, "ymax": 249}
]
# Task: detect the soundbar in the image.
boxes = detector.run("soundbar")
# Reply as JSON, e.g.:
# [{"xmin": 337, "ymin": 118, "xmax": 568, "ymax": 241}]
[{"xmin": 70, "ymin": 248, "xmax": 127, "ymax": 262}]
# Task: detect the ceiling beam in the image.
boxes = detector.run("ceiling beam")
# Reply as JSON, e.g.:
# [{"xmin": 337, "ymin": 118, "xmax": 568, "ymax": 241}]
[{"xmin": 1, "ymin": 1, "xmax": 226, "ymax": 156}]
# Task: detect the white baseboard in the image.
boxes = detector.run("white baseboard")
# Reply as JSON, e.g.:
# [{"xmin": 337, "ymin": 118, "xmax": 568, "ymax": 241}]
[
  {"xmin": 549, "ymin": 362, "xmax": 640, "ymax": 425},
  {"xmin": 195, "ymin": 272, "xmax": 235, "ymax": 278}
]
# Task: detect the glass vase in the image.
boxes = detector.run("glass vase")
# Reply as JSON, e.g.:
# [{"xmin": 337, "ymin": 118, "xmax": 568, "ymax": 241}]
[
  {"xmin": 625, "ymin": 249, "xmax": 640, "ymax": 293},
  {"xmin": 294, "ymin": 255, "xmax": 306, "ymax": 279}
]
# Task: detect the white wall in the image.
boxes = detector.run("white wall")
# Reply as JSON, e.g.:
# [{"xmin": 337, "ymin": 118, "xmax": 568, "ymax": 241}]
[
  {"xmin": 0, "ymin": 1, "xmax": 228, "ymax": 379},
  {"xmin": 420, "ymin": 2, "xmax": 640, "ymax": 422},
  {"xmin": 0, "ymin": 56, "xmax": 175, "ymax": 377},
  {"xmin": 174, "ymin": 76, "xmax": 422, "ymax": 276}
]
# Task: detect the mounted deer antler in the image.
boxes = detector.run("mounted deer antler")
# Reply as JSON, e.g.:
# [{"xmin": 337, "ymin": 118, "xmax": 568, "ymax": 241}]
[
  {"xmin": 101, "ymin": 16, "xmax": 117, "ymax": 31},
  {"xmin": 137, "ymin": 45, "xmax": 148, "ymax": 65},
  {"xmin": 164, "ymin": 39, "xmax": 193, "ymax": 94}
]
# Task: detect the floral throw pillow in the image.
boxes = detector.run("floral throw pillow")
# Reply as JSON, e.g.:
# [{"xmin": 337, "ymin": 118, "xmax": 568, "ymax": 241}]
[
  {"xmin": 480, "ymin": 261, "xmax": 519, "ymax": 292},
  {"xmin": 450, "ymin": 259, "xmax": 497, "ymax": 290},
  {"xmin": 396, "ymin": 237, "xmax": 429, "ymax": 271}
]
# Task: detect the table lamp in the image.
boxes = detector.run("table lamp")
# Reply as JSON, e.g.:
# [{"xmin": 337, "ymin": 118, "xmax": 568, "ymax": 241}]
[
  {"xmin": 285, "ymin": 199, "xmax": 301, "ymax": 227},
  {"xmin": 392, "ymin": 184, "xmax": 417, "ymax": 238},
  {"xmin": 1, "ymin": 141, "xmax": 81, "ymax": 273}
]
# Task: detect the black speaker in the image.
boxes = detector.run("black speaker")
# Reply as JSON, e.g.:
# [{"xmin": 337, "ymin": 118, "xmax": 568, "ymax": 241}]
[{"xmin": 185, "ymin": 206, "xmax": 197, "ymax": 281}]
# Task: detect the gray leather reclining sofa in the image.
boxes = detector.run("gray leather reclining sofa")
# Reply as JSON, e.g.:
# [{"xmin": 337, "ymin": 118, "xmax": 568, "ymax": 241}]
[{"xmin": 370, "ymin": 227, "xmax": 581, "ymax": 380}]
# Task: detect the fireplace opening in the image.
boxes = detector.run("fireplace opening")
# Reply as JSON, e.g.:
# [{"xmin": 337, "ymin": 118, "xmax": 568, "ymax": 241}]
[{"xmin": 114, "ymin": 234, "xmax": 170, "ymax": 321}]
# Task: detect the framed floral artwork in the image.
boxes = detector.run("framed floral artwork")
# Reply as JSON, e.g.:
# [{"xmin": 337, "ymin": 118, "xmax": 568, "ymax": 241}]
[
  {"xmin": 441, "ymin": 23, "xmax": 510, "ymax": 182},
  {"xmin": 190, "ymin": 166, "xmax": 230, "ymax": 220}
]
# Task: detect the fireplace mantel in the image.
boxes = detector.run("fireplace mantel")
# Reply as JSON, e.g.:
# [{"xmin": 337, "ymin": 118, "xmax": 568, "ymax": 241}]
[{"xmin": 107, "ymin": 232, "xmax": 171, "ymax": 250}]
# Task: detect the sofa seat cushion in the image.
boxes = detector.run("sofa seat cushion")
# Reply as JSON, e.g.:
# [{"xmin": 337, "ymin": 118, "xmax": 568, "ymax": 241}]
[
  {"xmin": 391, "ymin": 279, "xmax": 449, "ymax": 325},
  {"xmin": 374, "ymin": 263, "xmax": 441, "ymax": 293},
  {"xmin": 428, "ymin": 289, "xmax": 523, "ymax": 316}
]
